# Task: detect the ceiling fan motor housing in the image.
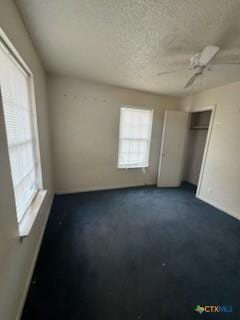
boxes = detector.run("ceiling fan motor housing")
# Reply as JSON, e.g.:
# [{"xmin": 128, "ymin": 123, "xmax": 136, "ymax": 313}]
[{"xmin": 191, "ymin": 52, "xmax": 202, "ymax": 68}]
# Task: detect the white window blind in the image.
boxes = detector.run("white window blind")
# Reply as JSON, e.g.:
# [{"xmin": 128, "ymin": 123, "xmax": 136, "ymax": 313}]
[
  {"xmin": 0, "ymin": 41, "xmax": 38, "ymax": 222},
  {"xmin": 118, "ymin": 107, "xmax": 153, "ymax": 168}
]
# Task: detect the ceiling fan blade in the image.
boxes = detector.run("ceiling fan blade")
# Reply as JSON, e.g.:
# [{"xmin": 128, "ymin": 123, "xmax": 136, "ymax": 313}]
[
  {"xmin": 209, "ymin": 63, "xmax": 240, "ymax": 72},
  {"xmin": 157, "ymin": 67, "xmax": 191, "ymax": 76},
  {"xmin": 157, "ymin": 70, "xmax": 180, "ymax": 76},
  {"xmin": 212, "ymin": 61, "xmax": 240, "ymax": 65},
  {"xmin": 184, "ymin": 73, "xmax": 199, "ymax": 88},
  {"xmin": 199, "ymin": 46, "xmax": 220, "ymax": 66}
]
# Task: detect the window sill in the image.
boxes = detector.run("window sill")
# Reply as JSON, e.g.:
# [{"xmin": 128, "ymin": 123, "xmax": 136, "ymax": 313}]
[
  {"xmin": 118, "ymin": 165, "xmax": 149, "ymax": 169},
  {"xmin": 18, "ymin": 189, "xmax": 47, "ymax": 238}
]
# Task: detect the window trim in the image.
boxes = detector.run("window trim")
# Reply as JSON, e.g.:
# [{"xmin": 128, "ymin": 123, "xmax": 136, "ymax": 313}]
[
  {"xmin": 118, "ymin": 105, "xmax": 153, "ymax": 169},
  {"xmin": 0, "ymin": 28, "xmax": 46, "ymax": 237}
]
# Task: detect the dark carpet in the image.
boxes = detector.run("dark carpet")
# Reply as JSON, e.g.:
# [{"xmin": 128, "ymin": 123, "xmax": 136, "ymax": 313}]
[{"xmin": 21, "ymin": 183, "xmax": 240, "ymax": 320}]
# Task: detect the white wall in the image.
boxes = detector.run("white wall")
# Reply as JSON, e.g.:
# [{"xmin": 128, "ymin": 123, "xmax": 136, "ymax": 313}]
[
  {"xmin": 0, "ymin": 1, "xmax": 53, "ymax": 319},
  {"xmin": 48, "ymin": 75, "xmax": 180, "ymax": 193},
  {"xmin": 181, "ymin": 81, "xmax": 240, "ymax": 219}
]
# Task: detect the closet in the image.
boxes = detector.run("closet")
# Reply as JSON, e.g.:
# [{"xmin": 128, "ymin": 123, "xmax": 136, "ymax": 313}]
[{"xmin": 183, "ymin": 110, "xmax": 211, "ymax": 186}]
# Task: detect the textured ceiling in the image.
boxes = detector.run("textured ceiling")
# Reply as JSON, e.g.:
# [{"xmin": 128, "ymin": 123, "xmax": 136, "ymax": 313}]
[{"xmin": 16, "ymin": 0, "xmax": 240, "ymax": 96}]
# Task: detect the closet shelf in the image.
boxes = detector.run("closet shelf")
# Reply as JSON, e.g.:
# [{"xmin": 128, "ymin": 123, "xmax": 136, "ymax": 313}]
[{"xmin": 190, "ymin": 125, "xmax": 208, "ymax": 130}]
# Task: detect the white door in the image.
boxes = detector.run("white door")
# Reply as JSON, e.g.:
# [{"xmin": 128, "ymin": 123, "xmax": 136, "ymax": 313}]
[{"xmin": 158, "ymin": 110, "xmax": 189, "ymax": 187}]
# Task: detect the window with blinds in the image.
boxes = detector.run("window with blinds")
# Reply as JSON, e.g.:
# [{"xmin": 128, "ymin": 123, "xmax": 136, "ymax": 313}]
[
  {"xmin": 118, "ymin": 107, "xmax": 153, "ymax": 168},
  {"xmin": 0, "ymin": 40, "xmax": 39, "ymax": 222}
]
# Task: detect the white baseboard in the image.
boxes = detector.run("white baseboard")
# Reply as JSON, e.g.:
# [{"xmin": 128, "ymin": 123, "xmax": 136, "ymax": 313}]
[
  {"xmin": 56, "ymin": 183, "xmax": 155, "ymax": 195},
  {"xmin": 197, "ymin": 194, "xmax": 240, "ymax": 221},
  {"xmin": 16, "ymin": 193, "xmax": 54, "ymax": 320}
]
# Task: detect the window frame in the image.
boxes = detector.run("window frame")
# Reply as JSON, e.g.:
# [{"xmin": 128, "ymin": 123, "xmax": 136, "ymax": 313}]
[
  {"xmin": 0, "ymin": 28, "xmax": 45, "ymax": 237},
  {"xmin": 118, "ymin": 106, "xmax": 153, "ymax": 169}
]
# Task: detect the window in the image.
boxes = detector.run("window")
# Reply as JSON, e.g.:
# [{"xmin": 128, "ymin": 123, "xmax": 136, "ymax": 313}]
[
  {"xmin": 118, "ymin": 107, "xmax": 153, "ymax": 168},
  {"xmin": 0, "ymin": 35, "xmax": 42, "ymax": 224}
]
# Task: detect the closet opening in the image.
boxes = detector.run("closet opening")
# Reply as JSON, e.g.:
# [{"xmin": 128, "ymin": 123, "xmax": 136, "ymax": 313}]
[{"xmin": 183, "ymin": 109, "xmax": 212, "ymax": 194}]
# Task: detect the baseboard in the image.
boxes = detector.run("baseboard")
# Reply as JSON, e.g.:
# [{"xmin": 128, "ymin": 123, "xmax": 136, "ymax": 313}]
[
  {"xmin": 197, "ymin": 194, "xmax": 240, "ymax": 221},
  {"xmin": 56, "ymin": 183, "xmax": 155, "ymax": 195},
  {"xmin": 16, "ymin": 193, "xmax": 54, "ymax": 320}
]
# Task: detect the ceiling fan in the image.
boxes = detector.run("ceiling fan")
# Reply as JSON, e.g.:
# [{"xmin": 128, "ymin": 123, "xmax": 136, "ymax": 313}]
[{"xmin": 158, "ymin": 46, "xmax": 239, "ymax": 89}]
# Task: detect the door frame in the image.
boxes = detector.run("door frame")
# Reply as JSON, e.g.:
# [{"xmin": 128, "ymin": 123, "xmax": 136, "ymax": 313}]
[{"xmin": 189, "ymin": 105, "xmax": 216, "ymax": 198}]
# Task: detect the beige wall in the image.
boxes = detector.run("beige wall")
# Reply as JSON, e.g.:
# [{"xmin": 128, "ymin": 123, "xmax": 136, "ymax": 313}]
[
  {"xmin": 181, "ymin": 81, "xmax": 240, "ymax": 219},
  {"xmin": 48, "ymin": 75, "xmax": 179, "ymax": 193},
  {"xmin": 0, "ymin": 1, "xmax": 53, "ymax": 319}
]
